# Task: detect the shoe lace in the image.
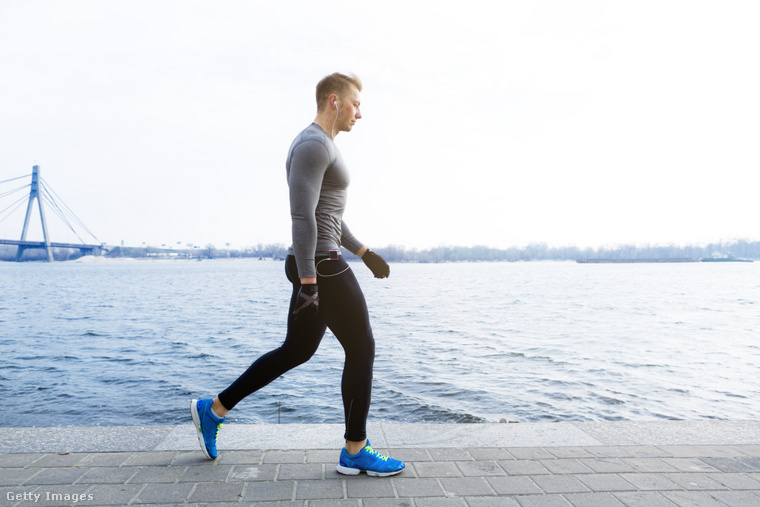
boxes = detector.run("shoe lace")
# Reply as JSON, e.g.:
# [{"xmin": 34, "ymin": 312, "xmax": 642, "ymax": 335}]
[
  {"xmin": 364, "ymin": 445, "xmax": 389, "ymax": 461},
  {"xmin": 200, "ymin": 422, "xmax": 223, "ymax": 441}
]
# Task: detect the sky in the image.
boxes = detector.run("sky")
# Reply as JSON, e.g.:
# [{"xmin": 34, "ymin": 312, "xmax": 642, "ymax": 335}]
[{"xmin": 1, "ymin": 0, "xmax": 758, "ymax": 251}]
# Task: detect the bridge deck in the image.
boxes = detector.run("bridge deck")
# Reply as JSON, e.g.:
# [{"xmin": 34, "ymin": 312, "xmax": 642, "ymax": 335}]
[{"xmin": 0, "ymin": 239, "xmax": 100, "ymax": 249}]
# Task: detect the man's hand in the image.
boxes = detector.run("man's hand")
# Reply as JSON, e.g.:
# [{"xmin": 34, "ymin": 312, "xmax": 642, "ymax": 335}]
[
  {"xmin": 293, "ymin": 284, "xmax": 319, "ymax": 321},
  {"xmin": 362, "ymin": 249, "xmax": 390, "ymax": 278}
]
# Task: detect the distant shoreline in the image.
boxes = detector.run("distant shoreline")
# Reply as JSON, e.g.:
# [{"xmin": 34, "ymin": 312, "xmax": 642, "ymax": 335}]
[
  {"xmin": 2, "ymin": 255, "xmax": 756, "ymax": 265},
  {"xmin": 576, "ymin": 257, "xmax": 754, "ymax": 263},
  {"xmin": 2, "ymin": 239, "xmax": 760, "ymax": 263}
]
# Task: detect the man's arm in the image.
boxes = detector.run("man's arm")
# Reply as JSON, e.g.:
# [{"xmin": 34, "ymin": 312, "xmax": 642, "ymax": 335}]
[
  {"xmin": 289, "ymin": 140, "xmax": 329, "ymax": 282},
  {"xmin": 340, "ymin": 219, "xmax": 366, "ymax": 258},
  {"xmin": 341, "ymin": 220, "xmax": 389, "ymax": 278}
]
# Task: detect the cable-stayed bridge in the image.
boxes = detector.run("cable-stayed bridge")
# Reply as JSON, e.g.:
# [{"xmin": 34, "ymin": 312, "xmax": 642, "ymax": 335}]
[{"xmin": 0, "ymin": 165, "xmax": 103, "ymax": 261}]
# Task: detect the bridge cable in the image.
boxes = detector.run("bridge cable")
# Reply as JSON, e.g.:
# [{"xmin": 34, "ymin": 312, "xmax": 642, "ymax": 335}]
[
  {"xmin": 40, "ymin": 191, "xmax": 81, "ymax": 241},
  {"xmin": 0, "ymin": 193, "xmax": 31, "ymax": 225},
  {"xmin": 0, "ymin": 183, "xmax": 30, "ymax": 200},
  {"xmin": 40, "ymin": 189, "xmax": 88, "ymax": 244},
  {"xmin": 39, "ymin": 178, "xmax": 93, "ymax": 230},
  {"xmin": 0, "ymin": 174, "xmax": 31, "ymax": 186},
  {"xmin": 40, "ymin": 179, "xmax": 100, "ymax": 243}
]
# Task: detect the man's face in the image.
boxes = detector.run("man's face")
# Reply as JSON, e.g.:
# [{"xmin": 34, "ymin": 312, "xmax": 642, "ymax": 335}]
[{"xmin": 337, "ymin": 87, "xmax": 362, "ymax": 133}]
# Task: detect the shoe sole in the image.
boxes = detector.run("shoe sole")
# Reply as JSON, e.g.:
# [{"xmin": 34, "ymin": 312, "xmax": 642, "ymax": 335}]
[
  {"xmin": 190, "ymin": 399, "xmax": 214, "ymax": 460},
  {"xmin": 336, "ymin": 464, "xmax": 404, "ymax": 477}
]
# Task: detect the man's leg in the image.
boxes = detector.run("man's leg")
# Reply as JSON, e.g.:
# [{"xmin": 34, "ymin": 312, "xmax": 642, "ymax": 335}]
[
  {"xmin": 192, "ymin": 256, "xmax": 326, "ymax": 459},
  {"xmin": 317, "ymin": 258, "xmax": 404, "ymax": 476},
  {"xmin": 217, "ymin": 255, "xmax": 326, "ymax": 409},
  {"xmin": 317, "ymin": 258, "xmax": 374, "ymax": 444}
]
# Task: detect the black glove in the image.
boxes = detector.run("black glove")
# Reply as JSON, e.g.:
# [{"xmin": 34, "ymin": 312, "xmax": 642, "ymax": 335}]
[
  {"xmin": 362, "ymin": 249, "xmax": 390, "ymax": 278},
  {"xmin": 292, "ymin": 284, "xmax": 319, "ymax": 321}
]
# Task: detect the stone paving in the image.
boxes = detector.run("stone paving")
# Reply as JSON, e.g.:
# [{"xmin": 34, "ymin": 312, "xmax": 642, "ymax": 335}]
[
  {"xmin": 2, "ymin": 422, "xmax": 760, "ymax": 506},
  {"xmin": 3, "ymin": 444, "xmax": 760, "ymax": 505}
]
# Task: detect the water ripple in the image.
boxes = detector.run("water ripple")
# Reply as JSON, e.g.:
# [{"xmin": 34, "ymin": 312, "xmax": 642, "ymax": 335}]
[{"xmin": 1, "ymin": 259, "xmax": 759, "ymax": 427}]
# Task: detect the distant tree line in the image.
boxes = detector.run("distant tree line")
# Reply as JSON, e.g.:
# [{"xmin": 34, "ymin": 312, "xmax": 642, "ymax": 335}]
[
  {"xmin": 2, "ymin": 240, "xmax": 759, "ymax": 262},
  {"xmin": 364, "ymin": 240, "xmax": 760, "ymax": 263},
  {"xmin": 230, "ymin": 243, "xmax": 290, "ymax": 259}
]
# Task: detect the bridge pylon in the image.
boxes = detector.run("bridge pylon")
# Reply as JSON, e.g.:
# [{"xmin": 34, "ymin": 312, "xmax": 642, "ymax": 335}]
[{"xmin": 16, "ymin": 165, "xmax": 54, "ymax": 262}]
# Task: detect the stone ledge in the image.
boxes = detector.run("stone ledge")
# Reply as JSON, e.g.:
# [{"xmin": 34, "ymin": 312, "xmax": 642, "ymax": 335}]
[{"xmin": 1, "ymin": 421, "xmax": 759, "ymax": 454}]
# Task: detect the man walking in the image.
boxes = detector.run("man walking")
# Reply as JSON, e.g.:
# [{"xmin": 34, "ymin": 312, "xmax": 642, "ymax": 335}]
[{"xmin": 191, "ymin": 72, "xmax": 404, "ymax": 477}]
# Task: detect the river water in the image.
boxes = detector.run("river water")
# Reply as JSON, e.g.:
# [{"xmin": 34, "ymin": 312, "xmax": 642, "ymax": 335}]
[{"xmin": 1, "ymin": 258, "xmax": 758, "ymax": 427}]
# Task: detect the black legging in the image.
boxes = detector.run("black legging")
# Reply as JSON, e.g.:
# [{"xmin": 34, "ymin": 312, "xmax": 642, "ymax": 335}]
[{"xmin": 218, "ymin": 255, "xmax": 375, "ymax": 442}]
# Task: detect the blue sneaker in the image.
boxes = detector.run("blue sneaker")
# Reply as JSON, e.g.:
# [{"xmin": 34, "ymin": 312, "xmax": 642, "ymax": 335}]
[
  {"xmin": 336, "ymin": 440, "xmax": 405, "ymax": 477},
  {"xmin": 190, "ymin": 398, "xmax": 224, "ymax": 459}
]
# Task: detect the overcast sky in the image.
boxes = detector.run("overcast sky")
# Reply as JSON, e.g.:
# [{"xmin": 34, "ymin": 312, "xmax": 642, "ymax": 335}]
[{"xmin": 1, "ymin": 0, "xmax": 758, "ymax": 250}]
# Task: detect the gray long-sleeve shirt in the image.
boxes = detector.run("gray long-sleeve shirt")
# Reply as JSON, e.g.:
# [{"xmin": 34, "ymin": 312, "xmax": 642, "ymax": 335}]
[{"xmin": 286, "ymin": 123, "xmax": 363, "ymax": 279}]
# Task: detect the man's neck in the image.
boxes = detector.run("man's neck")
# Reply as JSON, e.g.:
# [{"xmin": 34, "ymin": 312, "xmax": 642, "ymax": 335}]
[{"xmin": 314, "ymin": 112, "xmax": 339, "ymax": 139}]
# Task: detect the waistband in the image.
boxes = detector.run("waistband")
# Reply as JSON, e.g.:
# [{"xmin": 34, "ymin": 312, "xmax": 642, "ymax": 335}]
[{"xmin": 315, "ymin": 249, "xmax": 342, "ymax": 262}]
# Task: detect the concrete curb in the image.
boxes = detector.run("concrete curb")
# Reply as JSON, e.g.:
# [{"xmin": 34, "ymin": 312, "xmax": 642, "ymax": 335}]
[{"xmin": 2, "ymin": 421, "xmax": 759, "ymax": 454}]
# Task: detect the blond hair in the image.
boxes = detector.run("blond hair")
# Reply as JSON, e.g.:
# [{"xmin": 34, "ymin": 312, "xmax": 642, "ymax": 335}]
[{"xmin": 316, "ymin": 73, "xmax": 362, "ymax": 112}]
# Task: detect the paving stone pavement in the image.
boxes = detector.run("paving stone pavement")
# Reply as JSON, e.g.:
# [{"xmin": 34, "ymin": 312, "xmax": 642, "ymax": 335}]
[{"xmin": 1, "ymin": 422, "xmax": 760, "ymax": 506}]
